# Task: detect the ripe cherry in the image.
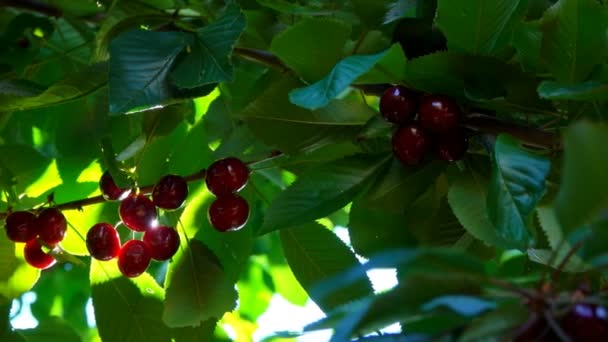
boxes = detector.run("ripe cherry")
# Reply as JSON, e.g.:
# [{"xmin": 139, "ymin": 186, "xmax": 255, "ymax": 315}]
[
  {"xmin": 5, "ymin": 211, "xmax": 37, "ymax": 242},
  {"xmin": 119, "ymin": 194, "xmax": 157, "ymax": 232},
  {"xmin": 513, "ymin": 314, "xmax": 556, "ymax": 342},
  {"xmin": 418, "ymin": 94, "xmax": 461, "ymax": 134},
  {"xmin": 86, "ymin": 223, "xmax": 121, "ymax": 261},
  {"xmin": 152, "ymin": 175, "xmax": 188, "ymax": 210},
  {"xmin": 205, "ymin": 157, "xmax": 249, "ymax": 196},
  {"xmin": 117, "ymin": 240, "xmax": 151, "ymax": 278},
  {"xmin": 392, "ymin": 125, "xmax": 430, "ymax": 166},
  {"xmin": 561, "ymin": 303, "xmax": 608, "ymax": 341},
  {"xmin": 99, "ymin": 170, "xmax": 131, "ymax": 201},
  {"xmin": 37, "ymin": 208, "xmax": 67, "ymax": 245},
  {"xmin": 379, "ymin": 85, "xmax": 418, "ymax": 124},
  {"xmin": 435, "ymin": 130, "xmax": 469, "ymax": 162},
  {"xmin": 24, "ymin": 239, "xmax": 56, "ymax": 269},
  {"xmin": 143, "ymin": 225, "xmax": 180, "ymax": 261},
  {"xmin": 208, "ymin": 194, "xmax": 249, "ymax": 232}
]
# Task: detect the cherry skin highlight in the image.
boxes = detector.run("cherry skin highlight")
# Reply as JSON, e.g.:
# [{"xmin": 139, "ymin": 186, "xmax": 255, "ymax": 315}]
[
  {"xmin": 99, "ymin": 170, "xmax": 131, "ymax": 201},
  {"xmin": 86, "ymin": 223, "xmax": 121, "ymax": 261},
  {"xmin": 392, "ymin": 125, "xmax": 430, "ymax": 166},
  {"xmin": 208, "ymin": 194, "xmax": 249, "ymax": 232},
  {"xmin": 143, "ymin": 225, "xmax": 180, "ymax": 261},
  {"xmin": 117, "ymin": 240, "xmax": 151, "ymax": 278},
  {"xmin": 37, "ymin": 208, "xmax": 67, "ymax": 245},
  {"xmin": 435, "ymin": 130, "xmax": 469, "ymax": 162},
  {"xmin": 152, "ymin": 174, "xmax": 188, "ymax": 210},
  {"xmin": 5, "ymin": 211, "xmax": 37, "ymax": 242},
  {"xmin": 379, "ymin": 85, "xmax": 418, "ymax": 124},
  {"xmin": 24, "ymin": 239, "xmax": 56, "ymax": 269},
  {"xmin": 418, "ymin": 94, "xmax": 461, "ymax": 134},
  {"xmin": 205, "ymin": 157, "xmax": 249, "ymax": 196},
  {"xmin": 561, "ymin": 303, "xmax": 608, "ymax": 341},
  {"xmin": 119, "ymin": 194, "xmax": 157, "ymax": 232}
]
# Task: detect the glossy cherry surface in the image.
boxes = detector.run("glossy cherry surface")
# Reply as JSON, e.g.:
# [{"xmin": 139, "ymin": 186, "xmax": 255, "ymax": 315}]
[
  {"xmin": 37, "ymin": 208, "xmax": 67, "ymax": 245},
  {"xmin": 143, "ymin": 225, "xmax": 180, "ymax": 261},
  {"xmin": 435, "ymin": 131, "xmax": 469, "ymax": 162},
  {"xmin": 86, "ymin": 223, "xmax": 121, "ymax": 261},
  {"xmin": 392, "ymin": 125, "xmax": 430, "ymax": 166},
  {"xmin": 205, "ymin": 157, "xmax": 249, "ymax": 196},
  {"xmin": 119, "ymin": 194, "xmax": 157, "ymax": 232},
  {"xmin": 99, "ymin": 170, "xmax": 131, "ymax": 201},
  {"xmin": 379, "ymin": 86, "xmax": 418, "ymax": 124},
  {"xmin": 117, "ymin": 240, "xmax": 151, "ymax": 278},
  {"xmin": 418, "ymin": 94, "xmax": 461, "ymax": 134},
  {"xmin": 152, "ymin": 175, "xmax": 188, "ymax": 210},
  {"xmin": 5, "ymin": 211, "xmax": 37, "ymax": 242},
  {"xmin": 24, "ymin": 239, "xmax": 56, "ymax": 269},
  {"xmin": 561, "ymin": 303, "xmax": 608, "ymax": 341},
  {"xmin": 208, "ymin": 194, "xmax": 249, "ymax": 232}
]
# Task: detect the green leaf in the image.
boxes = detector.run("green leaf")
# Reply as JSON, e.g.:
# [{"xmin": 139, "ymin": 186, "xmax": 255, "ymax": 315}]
[
  {"xmin": 554, "ymin": 121, "xmax": 608, "ymax": 231},
  {"xmin": 448, "ymin": 168, "xmax": 511, "ymax": 249},
  {"xmin": 436, "ymin": 0, "xmax": 527, "ymax": 55},
  {"xmin": 16, "ymin": 317, "xmax": 80, "ymax": 342},
  {"xmin": 0, "ymin": 63, "xmax": 107, "ymax": 112},
  {"xmin": 421, "ymin": 295, "xmax": 496, "ymax": 317},
  {"xmin": 90, "ymin": 260, "xmax": 171, "ymax": 342},
  {"xmin": 540, "ymin": 0, "xmax": 608, "ymax": 82},
  {"xmin": 536, "ymin": 205, "xmax": 588, "ymax": 268},
  {"xmin": 238, "ymin": 76, "xmax": 375, "ymax": 154},
  {"xmin": 261, "ymin": 154, "xmax": 390, "ymax": 233},
  {"xmin": 0, "ymin": 233, "xmax": 39, "ymax": 304},
  {"xmin": 537, "ymin": 80, "xmax": 608, "ymax": 101},
  {"xmin": 384, "ymin": 0, "xmax": 418, "ymax": 24},
  {"xmin": 109, "ymin": 29, "xmax": 188, "ymax": 114},
  {"xmin": 170, "ymin": 4, "xmax": 246, "ymax": 88},
  {"xmin": 280, "ymin": 222, "xmax": 373, "ymax": 312},
  {"xmin": 289, "ymin": 49, "xmax": 388, "ymax": 110},
  {"xmin": 487, "ymin": 135, "xmax": 550, "ymax": 249},
  {"xmin": 355, "ymin": 44, "xmax": 407, "ymax": 84},
  {"xmin": 512, "ymin": 21, "xmax": 543, "ymax": 73},
  {"xmin": 163, "ymin": 239, "xmax": 237, "ymax": 327},
  {"xmin": 459, "ymin": 301, "xmax": 527, "ymax": 341},
  {"xmin": 270, "ymin": 18, "xmax": 351, "ymax": 82},
  {"xmin": 351, "ymin": 0, "xmax": 393, "ymax": 27}
]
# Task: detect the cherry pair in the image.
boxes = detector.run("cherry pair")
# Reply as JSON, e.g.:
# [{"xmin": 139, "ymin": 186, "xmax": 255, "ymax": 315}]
[
  {"xmin": 205, "ymin": 157, "xmax": 250, "ymax": 232},
  {"xmin": 380, "ymin": 86, "xmax": 469, "ymax": 165},
  {"xmin": 4, "ymin": 207, "xmax": 67, "ymax": 269}
]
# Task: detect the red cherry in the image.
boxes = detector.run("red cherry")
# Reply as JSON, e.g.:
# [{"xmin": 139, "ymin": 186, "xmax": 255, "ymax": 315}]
[
  {"xmin": 392, "ymin": 125, "xmax": 430, "ymax": 166},
  {"xmin": 119, "ymin": 194, "xmax": 157, "ymax": 232},
  {"xmin": 208, "ymin": 194, "xmax": 249, "ymax": 232},
  {"xmin": 37, "ymin": 208, "xmax": 67, "ymax": 245},
  {"xmin": 24, "ymin": 239, "xmax": 56, "ymax": 269},
  {"xmin": 379, "ymin": 85, "xmax": 418, "ymax": 124},
  {"xmin": 99, "ymin": 171, "xmax": 131, "ymax": 201},
  {"xmin": 561, "ymin": 303, "xmax": 608, "ymax": 341},
  {"xmin": 205, "ymin": 157, "xmax": 249, "ymax": 196},
  {"xmin": 143, "ymin": 225, "xmax": 180, "ymax": 261},
  {"xmin": 117, "ymin": 240, "xmax": 151, "ymax": 278},
  {"xmin": 418, "ymin": 94, "xmax": 461, "ymax": 134},
  {"xmin": 152, "ymin": 175, "xmax": 188, "ymax": 210},
  {"xmin": 5, "ymin": 211, "xmax": 37, "ymax": 242},
  {"xmin": 435, "ymin": 130, "xmax": 469, "ymax": 162},
  {"xmin": 86, "ymin": 223, "xmax": 121, "ymax": 261}
]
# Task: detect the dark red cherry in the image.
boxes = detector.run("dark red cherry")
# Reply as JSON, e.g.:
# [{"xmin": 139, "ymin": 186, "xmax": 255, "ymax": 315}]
[
  {"xmin": 24, "ymin": 239, "xmax": 56, "ymax": 269},
  {"xmin": 205, "ymin": 157, "xmax": 249, "ymax": 196},
  {"xmin": 86, "ymin": 223, "xmax": 121, "ymax": 261},
  {"xmin": 392, "ymin": 125, "xmax": 430, "ymax": 166},
  {"xmin": 37, "ymin": 208, "xmax": 67, "ymax": 245},
  {"xmin": 117, "ymin": 240, "xmax": 151, "ymax": 278},
  {"xmin": 435, "ymin": 130, "xmax": 469, "ymax": 162},
  {"xmin": 119, "ymin": 194, "xmax": 157, "ymax": 232},
  {"xmin": 143, "ymin": 225, "xmax": 180, "ymax": 261},
  {"xmin": 561, "ymin": 303, "xmax": 608, "ymax": 341},
  {"xmin": 513, "ymin": 314, "xmax": 556, "ymax": 342},
  {"xmin": 208, "ymin": 194, "xmax": 249, "ymax": 232},
  {"xmin": 16, "ymin": 38, "xmax": 30, "ymax": 49},
  {"xmin": 100, "ymin": 170, "xmax": 131, "ymax": 201},
  {"xmin": 418, "ymin": 94, "xmax": 461, "ymax": 134},
  {"xmin": 152, "ymin": 175, "xmax": 188, "ymax": 210},
  {"xmin": 5, "ymin": 211, "xmax": 37, "ymax": 242},
  {"xmin": 379, "ymin": 85, "xmax": 418, "ymax": 124}
]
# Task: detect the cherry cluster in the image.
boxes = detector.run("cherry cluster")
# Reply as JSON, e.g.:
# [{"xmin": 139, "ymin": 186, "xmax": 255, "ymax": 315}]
[
  {"xmin": 4, "ymin": 208, "xmax": 67, "ymax": 269},
  {"xmin": 205, "ymin": 157, "xmax": 250, "ymax": 232},
  {"xmin": 92, "ymin": 172, "xmax": 187, "ymax": 277},
  {"xmin": 379, "ymin": 86, "xmax": 469, "ymax": 165}
]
